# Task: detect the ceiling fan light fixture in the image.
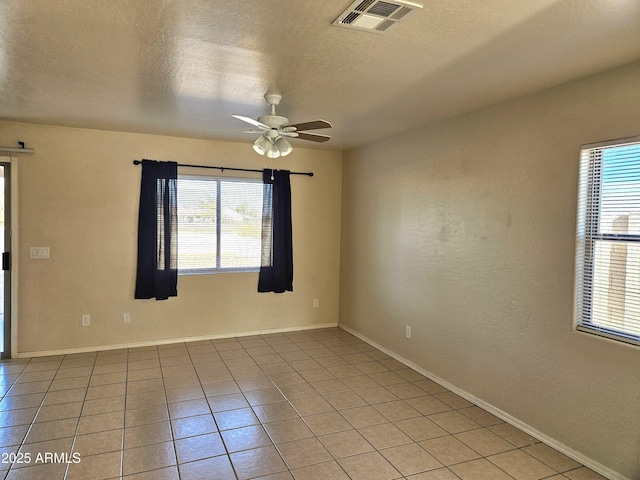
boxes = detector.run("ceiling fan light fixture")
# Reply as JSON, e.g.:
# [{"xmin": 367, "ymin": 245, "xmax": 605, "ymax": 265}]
[
  {"xmin": 253, "ymin": 135, "xmax": 270, "ymax": 155},
  {"xmin": 266, "ymin": 140, "xmax": 280, "ymax": 158},
  {"xmin": 275, "ymin": 137, "xmax": 293, "ymax": 156}
]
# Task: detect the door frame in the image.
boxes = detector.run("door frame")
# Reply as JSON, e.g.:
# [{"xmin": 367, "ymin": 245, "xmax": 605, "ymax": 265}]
[{"xmin": 0, "ymin": 157, "xmax": 18, "ymax": 358}]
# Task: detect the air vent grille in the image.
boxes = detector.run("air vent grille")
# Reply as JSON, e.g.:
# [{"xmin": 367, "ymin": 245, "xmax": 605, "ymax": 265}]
[
  {"xmin": 333, "ymin": 0, "xmax": 422, "ymax": 33},
  {"xmin": 342, "ymin": 11, "xmax": 360, "ymax": 24},
  {"xmin": 369, "ymin": 1, "xmax": 400, "ymax": 17},
  {"xmin": 377, "ymin": 19, "xmax": 395, "ymax": 31},
  {"xmin": 392, "ymin": 6, "xmax": 412, "ymax": 20},
  {"xmin": 355, "ymin": 0, "xmax": 376, "ymax": 12}
]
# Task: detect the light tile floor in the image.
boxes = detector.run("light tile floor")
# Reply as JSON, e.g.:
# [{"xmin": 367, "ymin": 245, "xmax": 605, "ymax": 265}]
[{"xmin": 0, "ymin": 327, "xmax": 608, "ymax": 480}]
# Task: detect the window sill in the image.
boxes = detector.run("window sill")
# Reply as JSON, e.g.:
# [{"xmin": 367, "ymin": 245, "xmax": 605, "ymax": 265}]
[
  {"xmin": 576, "ymin": 325, "xmax": 640, "ymax": 348},
  {"xmin": 178, "ymin": 268, "xmax": 260, "ymax": 276}
]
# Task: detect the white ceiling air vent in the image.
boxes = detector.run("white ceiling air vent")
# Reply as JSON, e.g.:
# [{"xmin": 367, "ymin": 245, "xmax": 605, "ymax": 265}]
[{"xmin": 333, "ymin": 0, "xmax": 423, "ymax": 33}]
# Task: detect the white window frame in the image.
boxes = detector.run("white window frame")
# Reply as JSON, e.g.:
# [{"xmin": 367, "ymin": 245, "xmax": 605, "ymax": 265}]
[
  {"xmin": 177, "ymin": 173, "xmax": 263, "ymax": 275},
  {"xmin": 574, "ymin": 136, "xmax": 640, "ymax": 347}
]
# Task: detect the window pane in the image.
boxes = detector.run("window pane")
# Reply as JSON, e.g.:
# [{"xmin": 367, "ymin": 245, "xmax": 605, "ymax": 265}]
[
  {"xmin": 591, "ymin": 240, "xmax": 640, "ymax": 337},
  {"xmin": 220, "ymin": 181, "xmax": 263, "ymax": 269},
  {"xmin": 576, "ymin": 138, "xmax": 640, "ymax": 345},
  {"xmin": 176, "ymin": 175, "xmax": 263, "ymax": 273},
  {"xmin": 177, "ymin": 177, "xmax": 217, "ymax": 270},
  {"xmin": 600, "ymin": 145, "xmax": 640, "ymax": 235}
]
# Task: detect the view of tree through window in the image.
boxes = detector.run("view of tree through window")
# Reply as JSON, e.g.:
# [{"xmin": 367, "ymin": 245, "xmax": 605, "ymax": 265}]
[{"xmin": 177, "ymin": 175, "xmax": 263, "ymax": 272}]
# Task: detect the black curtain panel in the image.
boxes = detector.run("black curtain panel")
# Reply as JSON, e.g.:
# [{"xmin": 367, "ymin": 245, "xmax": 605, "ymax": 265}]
[
  {"xmin": 134, "ymin": 159, "xmax": 178, "ymax": 300},
  {"xmin": 258, "ymin": 169, "xmax": 293, "ymax": 293}
]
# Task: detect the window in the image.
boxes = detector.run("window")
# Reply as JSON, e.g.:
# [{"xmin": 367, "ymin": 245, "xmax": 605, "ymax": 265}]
[
  {"xmin": 177, "ymin": 174, "xmax": 263, "ymax": 273},
  {"xmin": 575, "ymin": 136, "xmax": 640, "ymax": 346}
]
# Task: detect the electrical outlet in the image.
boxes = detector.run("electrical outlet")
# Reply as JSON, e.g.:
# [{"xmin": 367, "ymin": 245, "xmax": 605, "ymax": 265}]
[
  {"xmin": 313, "ymin": 299, "xmax": 319, "ymax": 308},
  {"xmin": 123, "ymin": 313, "xmax": 131, "ymax": 324},
  {"xmin": 405, "ymin": 326, "xmax": 412, "ymax": 339},
  {"xmin": 82, "ymin": 314, "xmax": 91, "ymax": 327}
]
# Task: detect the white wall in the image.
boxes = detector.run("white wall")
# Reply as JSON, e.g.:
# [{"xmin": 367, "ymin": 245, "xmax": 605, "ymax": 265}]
[
  {"xmin": 339, "ymin": 61, "xmax": 640, "ymax": 479},
  {"xmin": 0, "ymin": 122, "xmax": 342, "ymax": 355}
]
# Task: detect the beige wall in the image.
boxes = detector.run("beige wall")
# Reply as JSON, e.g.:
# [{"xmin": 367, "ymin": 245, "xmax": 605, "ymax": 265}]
[
  {"xmin": 0, "ymin": 121, "xmax": 342, "ymax": 354},
  {"xmin": 340, "ymin": 61, "xmax": 640, "ymax": 479}
]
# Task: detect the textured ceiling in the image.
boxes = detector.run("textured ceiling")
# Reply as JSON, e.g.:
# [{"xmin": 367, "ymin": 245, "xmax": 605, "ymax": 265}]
[{"xmin": 1, "ymin": 0, "xmax": 639, "ymax": 151}]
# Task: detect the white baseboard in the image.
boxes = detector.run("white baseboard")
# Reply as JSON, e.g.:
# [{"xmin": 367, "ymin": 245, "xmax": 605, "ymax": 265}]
[
  {"xmin": 17, "ymin": 322, "xmax": 339, "ymax": 359},
  {"xmin": 338, "ymin": 324, "xmax": 628, "ymax": 480}
]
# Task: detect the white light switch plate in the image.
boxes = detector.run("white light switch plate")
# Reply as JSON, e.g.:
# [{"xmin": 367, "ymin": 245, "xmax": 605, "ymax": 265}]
[{"xmin": 30, "ymin": 247, "xmax": 50, "ymax": 259}]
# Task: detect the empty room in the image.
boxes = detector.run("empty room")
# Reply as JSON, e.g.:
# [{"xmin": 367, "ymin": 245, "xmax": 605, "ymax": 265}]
[{"xmin": 0, "ymin": 1, "xmax": 638, "ymax": 479}]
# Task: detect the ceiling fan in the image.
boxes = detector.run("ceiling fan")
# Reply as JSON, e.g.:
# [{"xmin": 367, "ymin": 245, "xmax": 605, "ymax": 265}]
[{"xmin": 233, "ymin": 94, "xmax": 331, "ymax": 158}]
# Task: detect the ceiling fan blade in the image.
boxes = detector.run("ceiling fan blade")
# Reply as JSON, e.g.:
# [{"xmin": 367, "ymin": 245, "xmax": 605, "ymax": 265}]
[
  {"xmin": 284, "ymin": 120, "xmax": 332, "ymax": 131},
  {"xmin": 295, "ymin": 132, "xmax": 331, "ymax": 143},
  {"xmin": 232, "ymin": 115, "xmax": 268, "ymax": 130}
]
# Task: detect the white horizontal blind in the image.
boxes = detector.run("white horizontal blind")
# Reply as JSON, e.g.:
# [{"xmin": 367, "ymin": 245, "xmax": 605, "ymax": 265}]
[
  {"xmin": 575, "ymin": 137, "xmax": 640, "ymax": 346},
  {"xmin": 177, "ymin": 175, "xmax": 263, "ymax": 273},
  {"xmin": 219, "ymin": 179, "xmax": 263, "ymax": 269}
]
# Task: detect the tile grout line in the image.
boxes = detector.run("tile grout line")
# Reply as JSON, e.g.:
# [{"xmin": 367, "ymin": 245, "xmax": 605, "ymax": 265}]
[
  {"xmin": 120, "ymin": 347, "xmax": 131, "ymax": 479},
  {"xmin": 252, "ymin": 333, "xmax": 350, "ymax": 478},
  {"xmin": 164, "ymin": 343, "xmax": 187, "ymax": 480},
  {"xmin": 8, "ymin": 355, "xmax": 69, "ymax": 479},
  {"xmin": 62, "ymin": 351, "xmax": 100, "ymax": 480},
  {"xmin": 186, "ymin": 340, "xmax": 240, "ymax": 480},
  {"xmin": 257, "ymin": 333, "xmax": 368, "ymax": 479},
  {"xmin": 230, "ymin": 336, "xmax": 291, "ymax": 479},
  {"xmin": 1, "ymin": 356, "xmax": 37, "ymax": 480}
]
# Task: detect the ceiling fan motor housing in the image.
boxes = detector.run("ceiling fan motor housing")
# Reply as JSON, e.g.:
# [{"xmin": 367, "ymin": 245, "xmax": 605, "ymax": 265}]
[{"xmin": 257, "ymin": 115, "xmax": 289, "ymax": 129}]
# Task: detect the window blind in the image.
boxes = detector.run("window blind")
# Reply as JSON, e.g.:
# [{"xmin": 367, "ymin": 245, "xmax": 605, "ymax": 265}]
[
  {"xmin": 575, "ymin": 137, "xmax": 640, "ymax": 346},
  {"xmin": 177, "ymin": 175, "xmax": 263, "ymax": 273}
]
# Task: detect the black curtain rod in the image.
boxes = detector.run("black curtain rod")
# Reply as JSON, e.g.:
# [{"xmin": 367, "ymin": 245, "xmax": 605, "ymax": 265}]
[{"xmin": 132, "ymin": 160, "xmax": 313, "ymax": 177}]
